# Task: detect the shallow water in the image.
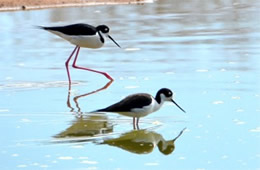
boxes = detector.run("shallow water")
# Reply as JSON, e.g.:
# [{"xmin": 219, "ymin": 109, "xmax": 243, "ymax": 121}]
[{"xmin": 0, "ymin": 0, "xmax": 260, "ymax": 169}]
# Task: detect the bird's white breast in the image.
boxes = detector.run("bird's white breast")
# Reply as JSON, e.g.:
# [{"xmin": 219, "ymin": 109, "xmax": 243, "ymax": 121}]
[
  {"xmin": 130, "ymin": 97, "xmax": 161, "ymax": 118},
  {"xmin": 49, "ymin": 30, "xmax": 104, "ymax": 48}
]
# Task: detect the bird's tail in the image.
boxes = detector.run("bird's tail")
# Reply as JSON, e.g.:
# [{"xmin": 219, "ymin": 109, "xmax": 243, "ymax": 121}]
[
  {"xmin": 34, "ymin": 25, "xmax": 47, "ymax": 30},
  {"xmin": 90, "ymin": 108, "xmax": 107, "ymax": 113}
]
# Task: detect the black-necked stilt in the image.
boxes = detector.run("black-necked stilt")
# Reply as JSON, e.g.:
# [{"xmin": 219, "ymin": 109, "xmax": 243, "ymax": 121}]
[
  {"xmin": 94, "ymin": 88, "xmax": 185, "ymax": 129},
  {"xmin": 39, "ymin": 23, "xmax": 121, "ymax": 83}
]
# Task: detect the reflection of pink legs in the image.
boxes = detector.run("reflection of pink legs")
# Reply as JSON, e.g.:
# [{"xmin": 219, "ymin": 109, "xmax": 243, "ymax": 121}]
[
  {"xmin": 72, "ymin": 47, "xmax": 114, "ymax": 81},
  {"xmin": 67, "ymin": 79, "xmax": 113, "ymax": 113}
]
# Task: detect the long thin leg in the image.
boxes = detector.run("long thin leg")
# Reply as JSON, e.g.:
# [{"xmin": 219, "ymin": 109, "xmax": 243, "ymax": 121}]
[
  {"xmin": 136, "ymin": 118, "xmax": 140, "ymax": 130},
  {"xmin": 65, "ymin": 46, "xmax": 79, "ymax": 84},
  {"xmin": 72, "ymin": 47, "xmax": 114, "ymax": 81},
  {"xmin": 133, "ymin": 117, "xmax": 136, "ymax": 130}
]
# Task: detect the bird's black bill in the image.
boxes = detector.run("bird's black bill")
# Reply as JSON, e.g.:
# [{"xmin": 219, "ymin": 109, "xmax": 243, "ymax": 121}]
[
  {"xmin": 108, "ymin": 35, "xmax": 121, "ymax": 48},
  {"xmin": 171, "ymin": 99, "xmax": 186, "ymax": 113}
]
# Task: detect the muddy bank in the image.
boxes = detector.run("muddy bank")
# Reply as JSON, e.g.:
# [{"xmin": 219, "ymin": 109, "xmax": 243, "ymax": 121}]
[{"xmin": 0, "ymin": 0, "xmax": 152, "ymax": 11}]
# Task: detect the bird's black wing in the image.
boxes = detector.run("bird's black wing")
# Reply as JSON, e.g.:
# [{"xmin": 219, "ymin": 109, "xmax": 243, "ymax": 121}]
[
  {"xmin": 96, "ymin": 93, "xmax": 152, "ymax": 112},
  {"xmin": 40, "ymin": 23, "xmax": 97, "ymax": 36}
]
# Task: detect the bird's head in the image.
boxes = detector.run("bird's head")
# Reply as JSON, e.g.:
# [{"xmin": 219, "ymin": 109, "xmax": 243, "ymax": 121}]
[
  {"xmin": 97, "ymin": 25, "xmax": 121, "ymax": 48},
  {"xmin": 157, "ymin": 88, "xmax": 186, "ymax": 113}
]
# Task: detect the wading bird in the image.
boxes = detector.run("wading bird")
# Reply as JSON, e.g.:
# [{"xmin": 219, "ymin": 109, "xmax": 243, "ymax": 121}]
[
  {"xmin": 94, "ymin": 88, "xmax": 185, "ymax": 129},
  {"xmin": 39, "ymin": 23, "xmax": 121, "ymax": 83}
]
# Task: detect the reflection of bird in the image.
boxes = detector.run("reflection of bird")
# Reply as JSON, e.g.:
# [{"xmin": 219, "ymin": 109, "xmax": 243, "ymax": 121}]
[
  {"xmin": 102, "ymin": 128, "xmax": 186, "ymax": 155},
  {"xmin": 54, "ymin": 114, "xmax": 113, "ymax": 141},
  {"xmin": 39, "ymin": 23, "xmax": 121, "ymax": 83},
  {"xmin": 94, "ymin": 88, "xmax": 185, "ymax": 129}
]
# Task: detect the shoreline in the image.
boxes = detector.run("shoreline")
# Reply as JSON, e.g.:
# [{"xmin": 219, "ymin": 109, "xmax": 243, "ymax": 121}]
[{"xmin": 0, "ymin": 0, "xmax": 153, "ymax": 12}]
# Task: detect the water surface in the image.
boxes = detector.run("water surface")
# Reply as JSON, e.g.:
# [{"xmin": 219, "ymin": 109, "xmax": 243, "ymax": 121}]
[{"xmin": 0, "ymin": 0, "xmax": 260, "ymax": 169}]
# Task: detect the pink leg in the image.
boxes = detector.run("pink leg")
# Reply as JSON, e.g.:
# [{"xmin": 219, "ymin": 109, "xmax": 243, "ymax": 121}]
[
  {"xmin": 65, "ymin": 46, "xmax": 79, "ymax": 84},
  {"xmin": 72, "ymin": 47, "xmax": 114, "ymax": 81}
]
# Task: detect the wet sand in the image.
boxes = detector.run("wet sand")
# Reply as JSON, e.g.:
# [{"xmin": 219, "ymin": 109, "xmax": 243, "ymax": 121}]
[{"xmin": 0, "ymin": 0, "xmax": 150, "ymax": 11}]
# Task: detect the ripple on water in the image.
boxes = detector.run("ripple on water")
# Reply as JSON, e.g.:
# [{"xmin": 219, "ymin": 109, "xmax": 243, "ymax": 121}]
[
  {"xmin": 0, "ymin": 81, "xmax": 84, "ymax": 91},
  {"xmin": 249, "ymin": 127, "xmax": 260, "ymax": 132}
]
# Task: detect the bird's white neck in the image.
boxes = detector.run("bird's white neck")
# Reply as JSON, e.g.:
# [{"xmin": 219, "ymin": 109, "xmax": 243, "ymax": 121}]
[{"xmin": 152, "ymin": 96, "xmax": 165, "ymax": 112}]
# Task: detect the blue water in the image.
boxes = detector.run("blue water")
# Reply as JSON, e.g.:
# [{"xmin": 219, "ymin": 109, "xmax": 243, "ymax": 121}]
[{"xmin": 0, "ymin": 0, "xmax": 260, "ymax": 169}]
